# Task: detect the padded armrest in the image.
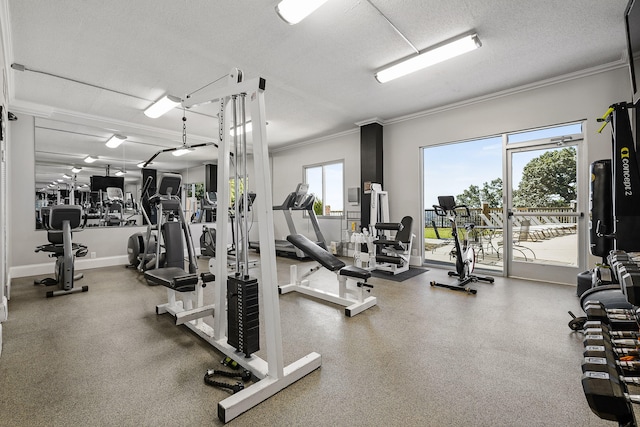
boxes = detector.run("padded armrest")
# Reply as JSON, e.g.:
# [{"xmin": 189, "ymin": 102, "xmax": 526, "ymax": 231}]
[{"xmin": 287, "ymin": 234, "xmax": 345, "ymax": 272}]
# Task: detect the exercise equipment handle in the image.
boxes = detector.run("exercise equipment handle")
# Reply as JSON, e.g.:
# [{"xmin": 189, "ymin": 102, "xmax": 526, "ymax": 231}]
[
  {"xmin": 433, "ymin": 204, "xmax": 470, "ymax": 217},
  {"xmin": 140, "ymin": 175, "xmax": 154, "ymax": 198}
]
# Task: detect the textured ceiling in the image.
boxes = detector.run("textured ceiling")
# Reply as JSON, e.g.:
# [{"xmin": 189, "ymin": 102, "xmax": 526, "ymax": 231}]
[{"xmin": 3, "ymin": 0, "xmax": 632, "ymax": 186}]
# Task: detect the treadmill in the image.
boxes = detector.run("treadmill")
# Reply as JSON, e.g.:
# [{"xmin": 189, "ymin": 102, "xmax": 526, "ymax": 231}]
[{"xmin": 250, "ymin": 183, "xmax": 326, "ymax": 259}]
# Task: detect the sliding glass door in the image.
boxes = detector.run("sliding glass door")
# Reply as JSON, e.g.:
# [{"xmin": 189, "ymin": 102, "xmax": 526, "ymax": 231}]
[
  {"xmin": 422, "ymin": 136, "xmax": 503, "ymax": 273},
  {"xmin": 504, "ymin": 126, "xmax": 586, "ymax": 283},
  {"xmin": 422, "ymin": 122, "xmax": 587, "ymax": 284}
]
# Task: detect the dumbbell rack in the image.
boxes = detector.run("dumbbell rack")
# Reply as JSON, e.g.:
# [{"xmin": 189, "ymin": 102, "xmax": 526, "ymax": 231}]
[{"xmin": 578, "ymin": 250, "xmax": 640, "ymax": 426}]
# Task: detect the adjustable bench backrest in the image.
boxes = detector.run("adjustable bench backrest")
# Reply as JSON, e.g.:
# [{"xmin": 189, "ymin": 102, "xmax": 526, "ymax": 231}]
[{"xmin": 287, "ymin": 234, "xmax": 345, "ymax": 271}]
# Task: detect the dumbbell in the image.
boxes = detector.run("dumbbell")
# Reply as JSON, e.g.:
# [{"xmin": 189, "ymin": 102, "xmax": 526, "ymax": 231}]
[
  {"xmin": 584, "ymin": 321, "xmax": 640, "ymax": 339},
  {"xmin": 585, "ymin": 327, "xmax": 640, "ymax": 339},
  {"xmin": 582, "ymin": 371, "xmax": 640, "ymax": 424},
  {"xmin": 584, "ymin": 344, "xmax": 639, "ymax": 359},
  {"xmin": 582, "ymin": 304, "xmax": 639, "ymax": 330},
  {"xmin": 583, "ymin": 302, "xmax": 639, "ymax": 319},
  {"xmin": 583, "ymin": 333, "xmax": 640, "ymax": 349},
  {"xmin": 582, "ymin": 356, "xmax": 640, "ymax": 377}
]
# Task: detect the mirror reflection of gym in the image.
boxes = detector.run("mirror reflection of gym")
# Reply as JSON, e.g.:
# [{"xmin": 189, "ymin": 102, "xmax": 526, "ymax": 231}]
[{"xmin": 33, "ymin": 117, "xmax": 217, "ymax": 229}]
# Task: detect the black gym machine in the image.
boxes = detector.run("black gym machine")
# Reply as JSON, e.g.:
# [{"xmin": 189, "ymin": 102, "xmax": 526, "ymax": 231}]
[
  {"xmin": 34, "ymin": 205, "xmax": 89, "ymax": 298},
  {"xmin": 429, "ymin": 196, "xmax": 494, "ymax": 294},
  {"xmin": 570, "ymin": 101, "xmax": 640, "ymax": 425}
]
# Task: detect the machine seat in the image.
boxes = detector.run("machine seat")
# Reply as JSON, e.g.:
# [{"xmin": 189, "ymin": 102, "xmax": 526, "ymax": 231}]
[{"xmin": 144, "ymin": 267, "xmax": 199, "ymax": 292}]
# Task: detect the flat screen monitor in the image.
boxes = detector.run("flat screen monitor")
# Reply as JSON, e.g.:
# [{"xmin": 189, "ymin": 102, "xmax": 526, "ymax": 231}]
[
  {"xmin": 90, "ymin": 176, "xmax": 124, "ymax": 193},
  {"xmin": 625, "ymin": 0, "xmax": 640, "ymax": 103}
]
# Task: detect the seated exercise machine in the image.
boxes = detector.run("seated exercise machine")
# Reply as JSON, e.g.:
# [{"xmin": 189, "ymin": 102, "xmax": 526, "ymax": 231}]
[
  {"xmin": 372, "ymin": 216, "xmax": 415, "ymax": 275},
  {"xmin": 365, "ymin": 183, "xmax": 415, "ymax": 274},
  {"xmin": 139, "ymin": 69, "xmax": 320, "ymax": 423},
  {"xmin": 198, "ymin": 191, "xmax": 217, "ymax": 223},
  {"xmin": 34, "ymin": 205, "xmax": 89, "ymax": 298},
  {"xmin": 430, "ymin": 196, "xmax": 494, "ymax": 294},
  {"xmin": 280, "ymin": 234, "xmax": 376, "ymax": 316}
]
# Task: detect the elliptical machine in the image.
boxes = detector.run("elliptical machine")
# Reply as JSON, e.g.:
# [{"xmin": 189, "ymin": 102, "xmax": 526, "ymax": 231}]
[{"xmin": 430, "ymin": 196, "xmax": 494, "ymax": 294}]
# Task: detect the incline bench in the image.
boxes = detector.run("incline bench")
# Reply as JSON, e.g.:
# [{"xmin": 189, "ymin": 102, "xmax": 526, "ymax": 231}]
[{"xmin": 279, "ymin": 234, "xmax": 377, "ymax": 317}]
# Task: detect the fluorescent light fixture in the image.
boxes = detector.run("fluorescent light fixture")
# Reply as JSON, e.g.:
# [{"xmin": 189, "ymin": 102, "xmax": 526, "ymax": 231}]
[
  {"xmin": 57, "ymin": 179, "xmax": 64, "ymax": 182},
  {"xmin": 275, "ymin": 0, "xmax": 329, "ymax": 24},
  {"xmin": 106, "ymin": 134, "xmax": 127, "ymax": 148},
  {"xmin": 230, "ymin": 121, "xmax": 253, "ymax": 136},
  {"xmin": 62, "ymin": 174, "xmax": 71, "ymax": 179},
  {"xmin": 115, "ymin": 170, "xmax": 125, "ymax": 176},
  {"xmin": 51, "ymin": 181, "xmax": 57, "ymax": 185},
  {"xmin": 172, "ymin": 147, "xmax": 194, "ymax": 157},
  {"xmin": 137, "ymin": 161, "xmax": 150, "ymax": 168},
  {"xmin": 375, "ymin": 33, "xmax": 481, "ymax": 83},
  {"xmin": 144, "ymin": 95, "xmax": 181, "ymax": 118},
  {"xmin": 71, "ymin": 166, "xmax": 82, "ymax": 173},
  {"xmin": 84, "ymin": 155, "xmax": 98, "ymax": 163}
]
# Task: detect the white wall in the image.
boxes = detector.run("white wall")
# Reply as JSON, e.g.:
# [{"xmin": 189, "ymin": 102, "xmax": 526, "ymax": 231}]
[
  {"xmin": 6, "ymin": 66, "xmax": 632, "ymax": 279},
  {"xmin": 0, "ymin": 6, "xmax": 9, "ymax": 352},
  {"xmin": 383, "ymin": 66, "xmax": 630, "ymax": 267},
  {"xmin": 8, "ymin": 113, "xmax": 149, "ymax": 277},
  {"xmin": 270, "ymin": 131, "xmax": 360, "ymax": 245}
]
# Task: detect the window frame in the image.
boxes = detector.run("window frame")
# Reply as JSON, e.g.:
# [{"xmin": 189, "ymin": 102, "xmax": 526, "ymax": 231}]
[{"xmin": 303, "ymin": 159, "xmax": 345, "ymax": 218}]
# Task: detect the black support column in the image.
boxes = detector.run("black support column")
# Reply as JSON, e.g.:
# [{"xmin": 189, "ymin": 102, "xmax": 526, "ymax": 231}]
[
  {"xmin": 360, "ymin": 122, "xmax": 383, "ymax": 229},
  {"xmin": 205, "ymin": 164, "xmax": 218, "ymax": 222}
]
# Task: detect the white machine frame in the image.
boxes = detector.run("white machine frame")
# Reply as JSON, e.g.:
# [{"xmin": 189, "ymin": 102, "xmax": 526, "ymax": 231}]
[
  {"xmin": 154, "ymin": 69, "xmax": 321, "ymax": 423},
  {"xmin": 280, "ymin": 263, "xmax": 377, "ymax": 317},
  {"xmin": 368, "ymin": 183, "xmax": 414, "ymax": 275}
]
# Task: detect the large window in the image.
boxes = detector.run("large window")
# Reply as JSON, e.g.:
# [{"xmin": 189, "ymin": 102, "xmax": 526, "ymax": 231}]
[{"xmin": 304, "ymin": 161, "xmax": 344, "ymax": 217}]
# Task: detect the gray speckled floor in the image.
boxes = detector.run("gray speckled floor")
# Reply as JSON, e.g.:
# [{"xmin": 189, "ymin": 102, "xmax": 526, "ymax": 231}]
[{"xmin": 0, "ymin": 257, "xmax": 612, "ymax": 426}]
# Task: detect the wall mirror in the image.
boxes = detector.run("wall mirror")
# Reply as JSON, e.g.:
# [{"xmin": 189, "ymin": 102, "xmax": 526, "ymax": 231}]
[{"xmin": 34, "ymin": 117, "xmax": 218, "ymax": 229}]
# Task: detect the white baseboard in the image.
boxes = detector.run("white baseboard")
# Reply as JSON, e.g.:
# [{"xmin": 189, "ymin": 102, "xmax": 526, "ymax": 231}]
[{"xmin": 9, "ymin": 255, "xmax": 129, "ymax": 279}]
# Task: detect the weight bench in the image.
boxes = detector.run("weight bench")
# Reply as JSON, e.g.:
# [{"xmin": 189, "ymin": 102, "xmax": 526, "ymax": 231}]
[
  {"xmin": 279, "ymin": 234, "xmax": 377, "ymax": 317},
  {"xmin": 145, "ymin": 267, "xmax": 216, "ymax": 325}
]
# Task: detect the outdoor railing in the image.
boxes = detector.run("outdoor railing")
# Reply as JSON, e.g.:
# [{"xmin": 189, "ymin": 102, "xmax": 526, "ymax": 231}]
[{"xmin": 424, "ymin": 206, "xmax": 577, "ymax": 229}]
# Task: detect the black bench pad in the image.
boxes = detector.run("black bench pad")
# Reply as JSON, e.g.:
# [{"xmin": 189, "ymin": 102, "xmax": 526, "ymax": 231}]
[
  {"xmin": 287, "ymin": 234, "xmax": 345, "ymax": 271},
  {"xmin": 145, "ymin": 267, "xmax": 199, "ymax": 292},
  {"xmin": 373, "ymin": 239, "xmax": 406, "ymax": 250},
  {"xmin": 339, "ymin": 265, "xmax": 371, "ymax": 280},
  {"xmin": 375, "ymin": 222, "xmax": 403, "ymax": 231}
]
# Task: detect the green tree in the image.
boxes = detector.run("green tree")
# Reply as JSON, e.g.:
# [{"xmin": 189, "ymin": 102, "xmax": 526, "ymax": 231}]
[
  {"xmin": 313, "ymin": 197, "xmax": 323, "ymax": 216},
  {"xmin": 456, "ymin": 178, "xmax": 503, "ymax": 208},
  {"xmin": 456, "ymin": 184, "xmax": 481, "ymax": 207},
  {"xmin": 512, "ymin": 147, "xmax": 576, "ymax": 207}
]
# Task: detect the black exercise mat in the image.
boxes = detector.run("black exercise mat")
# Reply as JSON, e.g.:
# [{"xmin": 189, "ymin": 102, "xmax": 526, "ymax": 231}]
[{"xmin": 369, "ymin": 267, "xmax": 429, "ymax": 282}]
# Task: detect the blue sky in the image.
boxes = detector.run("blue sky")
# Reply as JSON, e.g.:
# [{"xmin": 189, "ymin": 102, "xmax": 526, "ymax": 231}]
[{"xmin": 423, "ymin": 122, "xmax": 582, "ymax": 208}]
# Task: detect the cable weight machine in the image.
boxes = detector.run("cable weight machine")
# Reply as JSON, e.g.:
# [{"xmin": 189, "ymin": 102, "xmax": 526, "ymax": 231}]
[{"xmin": 157, "ymin": 69, "xmax": 321, "ymax": 423}]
